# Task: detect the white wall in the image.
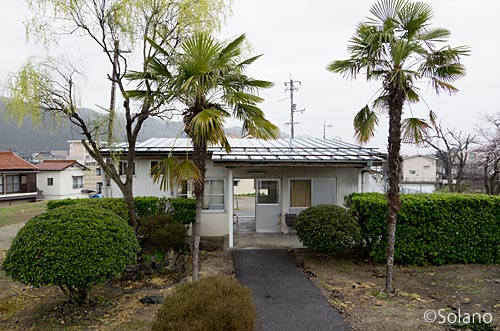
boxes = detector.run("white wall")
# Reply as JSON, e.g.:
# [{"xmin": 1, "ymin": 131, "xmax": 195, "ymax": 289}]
[
  {"xmin": 402, "ymin": 156, "xmax": 437, "ymax": 182},
  {"xmin": 401, "ymin": 183, "xmax": 435, "ymax": 194},
  {"xmin": 110, "ymin": 158, "xmax": 175, "ymax": 199},
  {"xmin": 37, "ymin": 166, "xmax": 88, "ymax": 200},
  {"xmin": 110, "ymin": 157, "xmax": 363, "ymax": 237}
]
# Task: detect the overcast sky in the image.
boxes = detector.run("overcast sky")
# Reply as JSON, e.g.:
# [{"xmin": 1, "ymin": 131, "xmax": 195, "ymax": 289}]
[{"xmin": 1, "ymin": 1, "xmax": 498, "ymax": 154}]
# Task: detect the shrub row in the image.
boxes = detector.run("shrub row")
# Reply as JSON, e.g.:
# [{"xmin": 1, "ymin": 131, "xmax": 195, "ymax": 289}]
[
  {"xmin": 345, "ymin": 193, "xmax": 500, "ymax": 265},
  {"xmin": 47, "ymin": 196, "xmax": 172, "ymax": 219},
  {"xmin": 168, "ymin": 198, "xmax": 196, "ymax": 224}
]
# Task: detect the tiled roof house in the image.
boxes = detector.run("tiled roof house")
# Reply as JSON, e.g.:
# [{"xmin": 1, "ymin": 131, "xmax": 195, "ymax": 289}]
[{"xmin": 0, "ymin": 151, "xmax": 38, "ymax": 206}]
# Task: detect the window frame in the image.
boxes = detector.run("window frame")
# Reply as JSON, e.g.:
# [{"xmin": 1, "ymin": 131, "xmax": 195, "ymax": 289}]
[
  {"xmin": 5, "ymin": 175, "xmax": 21, "ymax": 193},
  {"xmin": 72, "ymin": 176, "xmax": 83, "ymax": 189},
  {"xmin": 47, "ymin": 177, "xmax": 54, "ymax": 186},
  {"xmin": 118, "ymin": 161, "xmax": 135, "ymax": 176},
  {"xmin": 256, "ymin": 179, "xmax": 280, "ymax": 205},
  {"xmin": 202, "ymin": 178, "xmax": 225, "ymax": 212}
]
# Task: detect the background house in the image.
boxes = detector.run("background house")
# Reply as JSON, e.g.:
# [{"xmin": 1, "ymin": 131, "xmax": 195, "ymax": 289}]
[
  {"xmin": 36, "ymin": 160, "xmax": 88, "ymax": 200},
  {"xmin": 104, "ymin": 137, "xmax": 385, "ymax": 247},
  {"xmin": 67, "ymin": 140, "xmax": 105, "ymax": 194},
  {"xmin": 0, "ymin": 151, "xmax": 38, "ymax": 207},
  {"xmin": 401, "ymin": 154, "xmax": 438, "ymax": 193}
]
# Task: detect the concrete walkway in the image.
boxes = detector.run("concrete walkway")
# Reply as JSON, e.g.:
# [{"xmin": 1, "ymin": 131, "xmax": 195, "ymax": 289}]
[{"xmin": 233, "ymin": 249, "xmax": 349, "ymax": 331}]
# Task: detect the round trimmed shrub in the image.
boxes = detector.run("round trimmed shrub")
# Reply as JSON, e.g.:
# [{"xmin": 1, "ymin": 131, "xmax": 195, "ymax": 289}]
[
  {"xmin": 138, "ymin": 214, "xmax": 175, "ymax": 239},
  {"xmin": 152, "ymin": 277, "xmax": 255, "ymax": 331},
  {"xmin": 295, "ymin": 204, "xmax": 362, "ymax": 252},
  {"xmin": 2, "ymin": 205, "xmax": 140, "ymax": 305},
  {"xmin": 139, "ymin": 215, "xmax": 187, "ymax": 252}
]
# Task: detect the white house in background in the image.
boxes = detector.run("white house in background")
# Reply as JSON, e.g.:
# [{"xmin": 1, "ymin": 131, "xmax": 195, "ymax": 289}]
[
  {"xmin": 401, "ymin": 154, "xmax": 438, "ymax": 193},
  {"xmin": 36, "ymin": 160, "xmax": 88, "ymax": 200},
  {"xmin": 67, "ymin": 140, "xmax": 103, "ymax": 193},
  {"xmin": 103, "ymin": 138, "xmax": 384, "ymax": 247}
]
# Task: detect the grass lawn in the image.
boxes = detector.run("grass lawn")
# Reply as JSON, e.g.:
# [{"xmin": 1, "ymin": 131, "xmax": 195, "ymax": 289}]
[{"xmin": 0, "ymin": 201, "xmax": 47, "ymax": 227}]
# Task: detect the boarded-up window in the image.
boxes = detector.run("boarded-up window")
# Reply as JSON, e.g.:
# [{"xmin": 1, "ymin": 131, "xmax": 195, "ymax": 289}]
[{"xmin": 290, "ymin": 179, "xmax": 311, "ymax": 207}]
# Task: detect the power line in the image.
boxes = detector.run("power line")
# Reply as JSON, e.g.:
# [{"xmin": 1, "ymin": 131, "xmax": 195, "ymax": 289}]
[{"xmin": 284, "ymin": 74, "xmax": 305, "ymax": 139}]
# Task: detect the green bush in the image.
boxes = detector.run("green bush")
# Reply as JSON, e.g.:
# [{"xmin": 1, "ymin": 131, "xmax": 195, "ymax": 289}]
[
  {"xmin": 138, "ymin": 214, "xmax": 175, "ymax": 239},
  {"xmin": 2, "ymin": 205, "xmax": 140, "ymax": 305},
  {"xmin": 152, "ymin": 277, "xmax": 255, "ymax": 331},
  {"xmin": 47, "ymin": 196, "xmax": 168, "ymax": 220},
  {"xmin": 135, "ymin": 196, "xmax": 167, "ymax": 217},
  {"xmin": 346, "ymin": 193, "xmax": 500, "ymax": 265},
  {"xmin": 295, "ymin": 204, "xmax": 362, "ymax": 252},
  {"xmin": 168, "ymin": 198, "xmax": 196, "ymax": 224},
  {"xmin": 149, "ymin": 221, "xmax": 188, "ymax": 252}
]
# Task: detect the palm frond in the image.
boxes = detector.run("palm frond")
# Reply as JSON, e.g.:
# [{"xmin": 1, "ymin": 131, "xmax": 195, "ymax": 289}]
[
  {"xmin": 220, "ymin": 34, "xmax": 245, "ymax": 60},
  {"xmin": 190, "ymin": 108, "xmax": 229, "ymax": 147},
  {"xmin": 372, "ymin": 94, "xmax": 389, "ymax": 114},
  {"xmin": 151, "ymin": 157, "xmax": 177, "ymax": 191},
  {"xmin": 242, "ymin": 116, "xmax": 280, "ymax": 140},
  {"xmin": 418, "ymin": 27, "xmax": 450, "ymax": 42},
  {"xmin": 353, "ymin": 105, "xmax": 379, "ymax": 144},
  {"xmin": 237, "ymin": 55, "xmax": 263, "ymax": 67},
  {"xmin": 327, "ymin": 59, "xmax": 362, "ymax": 79},
  {"xmin": 174, "ymin": 159, "xmax": 203, "ymax": 187},
  {"xmin": 402, "ymin": 117, "xmax": 430, "ymax": 144}
]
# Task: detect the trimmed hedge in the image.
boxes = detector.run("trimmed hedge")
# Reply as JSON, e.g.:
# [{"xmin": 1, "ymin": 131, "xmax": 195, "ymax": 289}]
[
  {"xmin": 295, "ymin": 204, "xmax": 362, "ymax": 252},
  {"xmin": 2, "ymin": 205, "xmax": 139, "ymax": 305},
  {"xmin": 47, "ymin": 196, "xmax": 167, "ymax": 219},
  {"xmin": 138, "ymin": 215, "xmax": 187, "ymax": 252},
  {"xmin": 346, "ymin": 193, "xmax": 500, "ymax": 265},
  {"xmin": 152, "ymin": 277, "xmax": 255, "ymax": 331},
  {"xmin": 168, "ymin": 198, "xmax": 196, "ymax": 224}
]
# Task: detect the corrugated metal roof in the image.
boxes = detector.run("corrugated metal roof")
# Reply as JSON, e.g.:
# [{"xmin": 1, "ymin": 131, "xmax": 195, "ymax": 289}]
[{"xmin": 106, "ymin": 138, "xmax": 385, "ymax": 164}]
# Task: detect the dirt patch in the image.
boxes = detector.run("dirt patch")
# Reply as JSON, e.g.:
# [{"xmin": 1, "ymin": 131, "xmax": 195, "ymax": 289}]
[
  {"xmin": 0, "ymin": 248, "xmax": 234, "ymax": 330},
  {"xmin": 292, "ymin": 250, "xmax": 500, "ymax": 331}
]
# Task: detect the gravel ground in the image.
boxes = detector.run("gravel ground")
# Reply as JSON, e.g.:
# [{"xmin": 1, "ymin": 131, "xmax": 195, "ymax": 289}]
[{"xmin": 0, "ymin": 221, "xmax": 26, "ymax": 251}]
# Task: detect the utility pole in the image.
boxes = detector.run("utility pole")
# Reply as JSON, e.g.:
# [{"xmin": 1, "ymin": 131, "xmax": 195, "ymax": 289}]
[
  {"xmin": 284, "ymin": 75, "xmax": 305, "ymax": 139},
  {"xmin": 102, "ymin": 40, "xmax": 130, "ymax": 197},
  {"xmin": 323, "ymin": 122, "xmax": 333, "ymax": 140},
  {"xmin": 107, "ymin": 39, "xmax": 126, "ymax": 145}
]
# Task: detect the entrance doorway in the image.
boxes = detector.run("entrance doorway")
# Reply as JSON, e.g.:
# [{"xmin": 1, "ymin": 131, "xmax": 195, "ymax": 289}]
[{"xmin": 233, "ymin": 178, "xmax": 256, "ymax": 234}]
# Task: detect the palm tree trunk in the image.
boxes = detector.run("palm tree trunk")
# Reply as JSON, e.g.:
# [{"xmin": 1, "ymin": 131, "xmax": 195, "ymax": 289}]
[
  {"xmin": 192, "ymin": 140, "xmax": 207, "ymax": 281},
  {"xmin": 385, "ymin": 90, "xmax": 404, "ymax": 294}
]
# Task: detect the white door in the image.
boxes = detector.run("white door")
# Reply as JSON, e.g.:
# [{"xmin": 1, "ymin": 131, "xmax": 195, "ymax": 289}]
[{"xmin": 255, "ymin": 179, "xmax": 281, "ymax": 233}]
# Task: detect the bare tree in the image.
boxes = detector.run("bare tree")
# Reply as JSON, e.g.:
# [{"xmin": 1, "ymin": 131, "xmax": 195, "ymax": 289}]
[
  {"xmin": 474, "ymin": 113, "xmax": 500, "ymax": 195},
  {"xmin": 424, "ymin": 122, "xmax": 476, "ymax": 192},
  {"xmin": 3, "ymin": 0, "xmax": 229, "ymax": 230}
]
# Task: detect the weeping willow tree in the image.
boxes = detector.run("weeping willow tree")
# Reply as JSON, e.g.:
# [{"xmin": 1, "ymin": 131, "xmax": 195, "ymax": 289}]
[
  {"xmin": 328, "ymin": 0, "xmax": 469, "ymax": 293},
  {"xmin": 3, "ymin": 0, "xmax": 230, "ymax": 230}
]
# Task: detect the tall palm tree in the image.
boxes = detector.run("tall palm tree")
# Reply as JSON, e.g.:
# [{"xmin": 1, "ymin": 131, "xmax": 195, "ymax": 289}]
[
  {"xmin": 327, "ymin": 0, "xmax": 468, "ymax": 293},
  {"xmin": 144, "ymin": 33, "xmax": 279, "ymax": 280}
]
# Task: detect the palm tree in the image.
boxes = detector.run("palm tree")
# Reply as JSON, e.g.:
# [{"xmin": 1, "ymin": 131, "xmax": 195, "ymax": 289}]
[
  {"xmin": 327, "ymin": 0, "xmax": 468, "ymax": 293},
  {"xmin": 144, "ymin": 33, "xmax": 279, "ymax": 280}
]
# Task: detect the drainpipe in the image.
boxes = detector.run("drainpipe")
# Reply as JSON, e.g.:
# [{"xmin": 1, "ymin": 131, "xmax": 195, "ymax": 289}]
[{"xmin": 228, "ymin": 168, "xmax": 234, "ymax": 248}]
